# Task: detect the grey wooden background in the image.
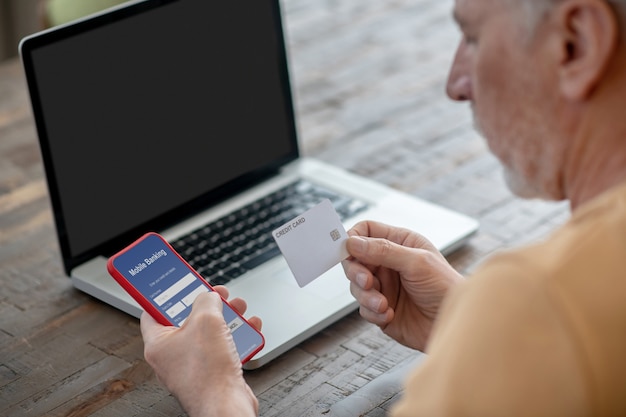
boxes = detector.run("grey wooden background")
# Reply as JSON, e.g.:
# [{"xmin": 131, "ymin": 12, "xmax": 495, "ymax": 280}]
[{"xmin": 0, "ymin": 0, "xmax": 570, "ymax": 416}]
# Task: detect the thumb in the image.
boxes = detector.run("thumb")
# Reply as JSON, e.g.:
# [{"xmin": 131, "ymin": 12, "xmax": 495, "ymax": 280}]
[
  {"xmin": 346, "ymin": 235, "xmax": 414, "ymax": 272},
  {"xmin": 190, "ymin": 291, "xmax": 223, "ymax": 317}
]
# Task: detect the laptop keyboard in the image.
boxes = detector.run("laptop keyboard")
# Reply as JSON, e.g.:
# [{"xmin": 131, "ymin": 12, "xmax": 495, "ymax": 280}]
[{"xmin": 171, "ymin": 180, "xmax": 369, "ymax": 286}]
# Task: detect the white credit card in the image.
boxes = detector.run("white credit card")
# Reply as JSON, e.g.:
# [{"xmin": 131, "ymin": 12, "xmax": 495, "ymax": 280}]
[{"xmin": 272, "ymin": 199, "xmax": 349, "ymax": 287}]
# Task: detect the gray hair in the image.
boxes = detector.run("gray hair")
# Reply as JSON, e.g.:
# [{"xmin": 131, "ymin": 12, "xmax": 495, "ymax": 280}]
[{"xmin": 519, "ymin": 0, "xmax": 626, "ymax": 38}]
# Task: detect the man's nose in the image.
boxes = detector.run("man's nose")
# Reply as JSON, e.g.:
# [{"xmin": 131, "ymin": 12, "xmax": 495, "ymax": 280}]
[
  {"xmin": 446, "ymin": 73, "xmax": 472, "ymax": 101},
  {"xmin": 446, "ymin": 44, "xmax": 472, "ymax": 101}
]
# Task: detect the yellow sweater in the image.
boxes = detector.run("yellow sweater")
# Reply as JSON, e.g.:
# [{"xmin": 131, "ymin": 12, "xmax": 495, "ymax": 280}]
[{"xmin": 392, "ymin": 181, "xmax": 626, "ymax": 416}]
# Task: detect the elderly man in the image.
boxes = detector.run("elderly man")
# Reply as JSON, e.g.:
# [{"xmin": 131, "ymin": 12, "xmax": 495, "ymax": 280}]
[{"xmin": 140, "ymin": 0, "xmax": 626, "ymax": 415}]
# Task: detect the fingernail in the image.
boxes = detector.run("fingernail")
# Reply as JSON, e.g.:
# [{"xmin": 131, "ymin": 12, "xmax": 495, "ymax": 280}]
[
  {"xmin": 356, "ymin": 272, "xmax": 368, "ymax": 288},
  {"xmin": 369, "ymin": 296, "xmax": 382, "ymax": 311}
]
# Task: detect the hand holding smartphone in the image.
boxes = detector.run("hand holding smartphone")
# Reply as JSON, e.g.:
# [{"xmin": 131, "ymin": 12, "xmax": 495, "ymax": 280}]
[{"xmin": 107, "ymin": 232, "xmax": 265, "ymax": 364}]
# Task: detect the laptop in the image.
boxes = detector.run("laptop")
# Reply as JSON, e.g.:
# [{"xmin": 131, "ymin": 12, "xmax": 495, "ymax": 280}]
[{"xmin": 19, "ymin": 0, "xmax": 478, "ymax": 369}]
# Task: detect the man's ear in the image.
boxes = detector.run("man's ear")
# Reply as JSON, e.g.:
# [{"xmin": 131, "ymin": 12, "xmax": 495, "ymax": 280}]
[{"xmin": 555, "ymin": 0, "xmax": 619, "ymax": 100}]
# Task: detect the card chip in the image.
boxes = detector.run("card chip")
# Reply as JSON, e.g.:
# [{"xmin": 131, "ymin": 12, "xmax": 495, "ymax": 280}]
[{"xmin": 272, "ymin": 199, "xmax": 349, "ymax": 287}]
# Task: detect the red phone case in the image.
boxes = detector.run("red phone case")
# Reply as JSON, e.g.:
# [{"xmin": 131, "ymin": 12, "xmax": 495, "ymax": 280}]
[{"xmin": 106, "ymin": 232, "xmax": 265, "ymax": 363}]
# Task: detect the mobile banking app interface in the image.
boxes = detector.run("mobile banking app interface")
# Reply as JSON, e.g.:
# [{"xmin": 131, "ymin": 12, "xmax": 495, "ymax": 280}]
[{"xmin": 111, "ymin": 233, "xmax": 263, "ymax": 360}]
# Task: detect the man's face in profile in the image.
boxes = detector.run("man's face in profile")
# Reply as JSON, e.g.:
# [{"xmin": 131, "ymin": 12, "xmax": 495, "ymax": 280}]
[{"xmin": 446, "ymin": 0, "xmax": 566, "ymax": 201}]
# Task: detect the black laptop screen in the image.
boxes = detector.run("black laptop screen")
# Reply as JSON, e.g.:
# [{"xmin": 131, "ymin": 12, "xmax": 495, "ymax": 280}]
[{"xmin": 22, "ymin": 0, "xmax": 299, "ymax": 272}]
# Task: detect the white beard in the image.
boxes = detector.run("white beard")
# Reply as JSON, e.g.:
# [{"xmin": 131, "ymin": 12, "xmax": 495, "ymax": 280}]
[{"xmin": 502, "ymin": 166, "xmax": 551, "ymax": 200}]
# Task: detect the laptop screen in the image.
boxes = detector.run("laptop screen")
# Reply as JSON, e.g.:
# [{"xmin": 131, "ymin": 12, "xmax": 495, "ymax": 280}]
[{"xmin": 21, "ymin": 0, "xmax": 299, "ymax": 273}]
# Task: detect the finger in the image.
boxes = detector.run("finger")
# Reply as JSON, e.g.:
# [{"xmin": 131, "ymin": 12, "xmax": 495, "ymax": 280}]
[
  {"xmin": 246, "ymin": 316, "xmax": 263, "ymax": 331},
  {"xmin": 341, "ymin": 259, "xmax": 375, "ymax": 290},
  {"xmin": 210, "ymin": 285, "xmax": 248, "ymax": 317},
  {"xmin": 358, "ymin": 302, "xmax": 395, "ymax": 327},
  {"xmin": 225, "ymin": 297, "xmax": 261, "ymax": 330},
  {"xmin": 349, "ymin": 281, "xmax": 388, "ymax": 314},
  {"xmin": 191, "ymin": 291, "xmax": 223, "ymax": 316},
  {"xmin": 349, "ymin": 220, "xmax": 435, "ymax": 250},
  {"xmin": 195, "ymin": 289, "xmax": 260, "ymax": 330},
  {"xmin": 202, "ymin": 285, "xmax": 244, "ymax": 313},
  {"xmin": 347, "ymin": 220, "xmax": 375, "ymax": 238},
  {"xmin": 359, "ymin": 304, "xmax": 394, "ymax": 327},
  {"xmin": 211, "ymin": 285, "xmax": 230, "ymax": 300},
  {"xmin": 348, "ymin": 220, "xmax": 408, "ymax": 240},
  {"xmin": 226, "ymin": 297, "xmax": 248, "ymax": 316},
  {"xmin": 346, "ymin": 235, "xmax": 418, "ymax": 273}
]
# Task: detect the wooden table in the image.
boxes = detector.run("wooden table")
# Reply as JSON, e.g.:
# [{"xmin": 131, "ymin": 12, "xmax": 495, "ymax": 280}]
[{"xmin": 0, "ymin": 1, "xmax": 570, "ymax": 416}]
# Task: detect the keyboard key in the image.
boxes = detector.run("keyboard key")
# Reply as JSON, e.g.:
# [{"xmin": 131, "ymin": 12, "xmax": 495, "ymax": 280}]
[{"xmin": 241, "ymin": 245, "xmax": 282, "ymax": 271}]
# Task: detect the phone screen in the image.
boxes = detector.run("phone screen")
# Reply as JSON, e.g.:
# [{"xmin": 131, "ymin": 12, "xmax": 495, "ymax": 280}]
[{"xmin": 107, "ymin": 233, "xmax": 264, "ymax": 362}]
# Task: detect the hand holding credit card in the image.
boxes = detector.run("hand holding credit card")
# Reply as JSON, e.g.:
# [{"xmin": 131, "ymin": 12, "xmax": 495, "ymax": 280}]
[{"xmin": 272, "ymin": 199, "xmax": 349, "ymax": 287}]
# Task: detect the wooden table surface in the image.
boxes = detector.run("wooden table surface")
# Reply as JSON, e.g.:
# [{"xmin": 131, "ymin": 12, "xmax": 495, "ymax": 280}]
[{"xmin": 0, "ymin": 0, "xmax": 570, "ymax": 416}]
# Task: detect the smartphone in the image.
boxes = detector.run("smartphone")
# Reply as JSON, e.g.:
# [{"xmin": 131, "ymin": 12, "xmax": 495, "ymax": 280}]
[{"xmin": 107, "ymin": 232, "xmax": 265, "ymax": 364}]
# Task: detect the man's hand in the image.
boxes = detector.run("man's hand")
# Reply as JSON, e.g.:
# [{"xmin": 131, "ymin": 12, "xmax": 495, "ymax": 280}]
[
  {"xmin": 140, "ymin": 287, "xmax": 260, "ymax": 417},
  {"xmin": 342, "ymin": 220, "xmax": 464, "ymax": 351}
]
